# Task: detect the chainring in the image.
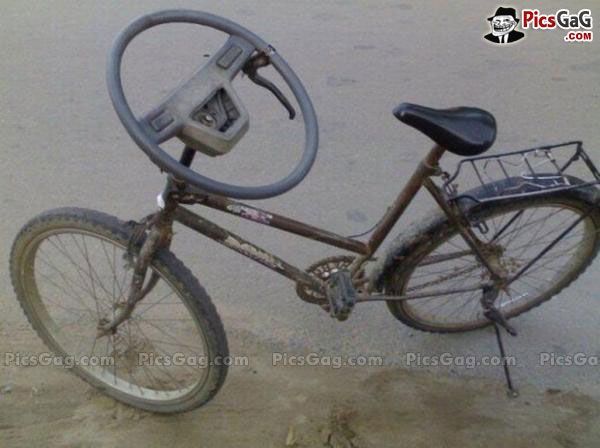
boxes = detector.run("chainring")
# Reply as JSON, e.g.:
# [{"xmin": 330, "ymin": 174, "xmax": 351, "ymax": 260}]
[{"xmin": 296, "ymin": 255, "xmax": 365, "ymax": 305}]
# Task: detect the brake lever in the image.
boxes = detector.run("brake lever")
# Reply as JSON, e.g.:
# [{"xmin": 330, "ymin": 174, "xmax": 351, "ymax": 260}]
[{"xmin": 243, "ymin": 53, "xmax": 296, "ymax": 120}]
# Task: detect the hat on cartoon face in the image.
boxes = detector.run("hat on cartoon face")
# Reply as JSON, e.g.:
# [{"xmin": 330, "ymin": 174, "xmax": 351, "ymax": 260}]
[{"xmin": 488, "ymin": 7, "xmax": 519, "ymax": 22}]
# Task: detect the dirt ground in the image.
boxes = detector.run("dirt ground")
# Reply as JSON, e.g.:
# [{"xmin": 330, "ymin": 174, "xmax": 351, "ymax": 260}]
[
  {"xmin": 1, "ymin": 1, "xmax": 600, "ymax": 447},
  {"xmin": 1, "ymin": 323, "xmax": 599, "ymax": 448}
]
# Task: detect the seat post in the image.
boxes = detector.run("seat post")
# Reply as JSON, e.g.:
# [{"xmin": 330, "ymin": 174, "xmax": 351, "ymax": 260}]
[
  {"xmin": 423, "ymin": 144, "xmax": 446, "ymax": 169},
  {"xmin": 366, "ymin": 144, "xmax": 446, "ymax": 253}
]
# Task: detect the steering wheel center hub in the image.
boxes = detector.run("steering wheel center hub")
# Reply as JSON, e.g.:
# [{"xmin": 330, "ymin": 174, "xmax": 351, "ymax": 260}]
[{"xmin": 107, "ymin": 10, "xmax": 319, "ymax": 199}]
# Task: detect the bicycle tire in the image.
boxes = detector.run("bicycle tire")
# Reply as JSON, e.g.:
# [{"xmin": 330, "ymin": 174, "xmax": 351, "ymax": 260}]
[
  {"xmin": 10, "ymin": 207, "xmax": 228, "ymax": 413},
  {"xmin": 384, "ymin": 183, "xmax": 600, "ymax": 333}
]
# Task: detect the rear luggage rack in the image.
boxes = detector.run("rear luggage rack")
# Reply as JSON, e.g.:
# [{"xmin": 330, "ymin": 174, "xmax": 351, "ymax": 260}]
[{"xmin": 443, "ymin": 141, "xmax": 600, "ymax": 204}]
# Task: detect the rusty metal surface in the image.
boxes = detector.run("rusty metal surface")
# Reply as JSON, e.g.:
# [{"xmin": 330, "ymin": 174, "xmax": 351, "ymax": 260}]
[
  {"xmin": 173, "ymin": 204, "xmax": 325, "ymax": 291},
  {"xmin": 165, "ymin": 144, "xmax": 467, "ymax": 304},
  {"xmin": 98, "ymin": 198, "xmax": 178, "ymax": 335},
  {"xmin": 423, "ymin": 177, "xmax": 507, "ymax": 285},
  {"xmin": 366, "ymin": 145, "xmax": 446, "ymax": 253},
  {"xmin": 357, "ymin": 282, "xmax": 490, "ymax": 302},
  {"xmin": 2, "ymin": 0, "xmax": 598, "ymax": 393},
  {"xmin": 164, "ymin": 144, "xmax": 462, "ymax": 303},
  {"xmin": 168, "ymin": 183, "xmax": 370, "ymax": 255}
]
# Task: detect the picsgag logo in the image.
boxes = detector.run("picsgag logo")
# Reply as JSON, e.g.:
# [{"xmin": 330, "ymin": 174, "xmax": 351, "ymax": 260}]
[
  {"xmin": 484, "ymin": 6, "xmax": 593, "ymax": 44},
  {"xmin": 521, "ymin": 8, "xmax": 593, "ymax": 42}
]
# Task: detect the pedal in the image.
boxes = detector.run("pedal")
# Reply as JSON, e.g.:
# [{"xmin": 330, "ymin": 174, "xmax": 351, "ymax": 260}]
[{"xmin": 326, "ymin": 270, "xmax": 357, "ymax": 321}]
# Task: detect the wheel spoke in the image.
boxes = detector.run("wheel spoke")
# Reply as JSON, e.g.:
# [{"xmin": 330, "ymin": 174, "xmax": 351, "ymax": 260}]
[
  {"xmin": 22, "ymin": 227, "xmax": 209, "ymax": 402},
  {"xmin": 394, "ymin": 202, "xmax": 597, "ymax": 330}
]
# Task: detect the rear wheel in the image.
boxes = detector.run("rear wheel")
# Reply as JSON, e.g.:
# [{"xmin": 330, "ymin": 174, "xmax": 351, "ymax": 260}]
[
  {"xmin": 10, "ymin": 208, "xmax": 228, "ymax": 413},
  {"xmin": 386, "ymin": 193, "xmax": 600, "ymax": 333}
]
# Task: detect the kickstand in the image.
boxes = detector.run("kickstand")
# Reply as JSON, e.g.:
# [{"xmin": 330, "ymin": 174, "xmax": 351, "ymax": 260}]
[
  {"xmin": 482, "ymin": 286, "xmax": 519, "ymax": 398},
  {"xmin": 491, "ymin": 322, "xmax": 519, "ymax": 398}
]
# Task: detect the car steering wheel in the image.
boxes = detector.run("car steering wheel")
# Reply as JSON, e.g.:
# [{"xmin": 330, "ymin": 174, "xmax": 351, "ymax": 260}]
[{"xmin": 107, "ymin": 10, "xmax": 319, "ymax": 199}]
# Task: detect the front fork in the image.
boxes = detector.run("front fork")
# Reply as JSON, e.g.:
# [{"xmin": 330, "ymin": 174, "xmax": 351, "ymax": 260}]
[
  {"xmin": 97, "ymin": 194, "xmax": 177, "ymax": 337},
  {"xmin": 98, "ymin": 148, "xmax": 198, "ymax": 337}
]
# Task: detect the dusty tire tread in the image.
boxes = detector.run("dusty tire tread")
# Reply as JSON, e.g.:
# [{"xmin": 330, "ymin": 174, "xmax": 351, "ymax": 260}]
[
  {"xmin": 384, "ymin": 187, "xmax": 600, "ymax": 334},
  {"xmin": 10, "ymin": 207, "xmax": 228, "ymax": 413}
]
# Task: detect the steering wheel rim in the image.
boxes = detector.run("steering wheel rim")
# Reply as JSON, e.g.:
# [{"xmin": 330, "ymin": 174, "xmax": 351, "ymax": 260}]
[{"xmin": 106, "ymin": 9, "xmax": 319, "ymax": 200}]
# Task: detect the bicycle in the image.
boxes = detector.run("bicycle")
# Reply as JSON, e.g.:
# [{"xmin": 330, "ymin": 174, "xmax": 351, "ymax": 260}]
[{"xmin": 10, "ymin": 10, "xmax": 600, "ymax": 413}]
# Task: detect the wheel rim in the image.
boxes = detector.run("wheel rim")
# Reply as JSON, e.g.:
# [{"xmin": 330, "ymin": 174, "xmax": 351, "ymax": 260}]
[
  {"xmin": 394, "ymin": 201, "xmax": 597, "ymax": 330},
  {"xmin": 19, "ymin": 228, "xmax": 211, "ymax": 403}
]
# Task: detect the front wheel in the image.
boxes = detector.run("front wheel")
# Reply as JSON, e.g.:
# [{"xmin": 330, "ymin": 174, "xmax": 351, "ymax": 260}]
[
  {"xmin": 10, "ymin": 208, "xmax": 228, "ymax": 413},
  {"xmin": 385, "ymin": 188, "xmax": 600, "ymax": 333}
]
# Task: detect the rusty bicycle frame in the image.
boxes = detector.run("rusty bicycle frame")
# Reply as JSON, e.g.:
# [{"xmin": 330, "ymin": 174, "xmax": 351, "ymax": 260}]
[
  {"xmin": 101, "ymin": 138, "xmax": 600, "ymax": 340},
  {"xmin": 97, "ymin": 142, "xmax": 599, "ymax": 397},
  {"xmin": 134, "ymin": 144, "xmax": 503, "ymax": 307},
  {"xmin": 101, "ymin": 144, "xmax": 482, "ymax": 334}
]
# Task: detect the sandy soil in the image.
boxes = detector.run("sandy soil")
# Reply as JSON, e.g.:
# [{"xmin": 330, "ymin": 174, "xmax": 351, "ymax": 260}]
[
  {"xmin": 1, "ymin": 1, "xmax": 599, "ymax": 447},
  {"xmin": 1, "ymin": 323, "xmax": 599, "ymax": 448}
]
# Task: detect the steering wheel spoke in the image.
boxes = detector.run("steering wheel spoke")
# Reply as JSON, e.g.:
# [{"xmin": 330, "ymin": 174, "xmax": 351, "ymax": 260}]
[
  {"xmin": 209, "ymin": 35, "xmax": 256, "ymax": 81},
  {"xmin": 139, "ymin": 109, "xmax": 183, "ymax": 144}
]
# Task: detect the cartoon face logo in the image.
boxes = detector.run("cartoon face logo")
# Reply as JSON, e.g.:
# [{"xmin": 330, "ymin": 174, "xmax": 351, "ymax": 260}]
[
  {"xmin": 484, "ymin": 7, "xmax": 525, "ymax": 44},
  {"xmin": 491, "ymin": 15, "xmax": 517, "ymax": 36}
]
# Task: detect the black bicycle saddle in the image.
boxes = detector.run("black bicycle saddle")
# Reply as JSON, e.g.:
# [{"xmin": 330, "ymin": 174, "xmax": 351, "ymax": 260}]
[{"xmin": 393, "ymin": 103, "xmax": 497, "ymax": 156}]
